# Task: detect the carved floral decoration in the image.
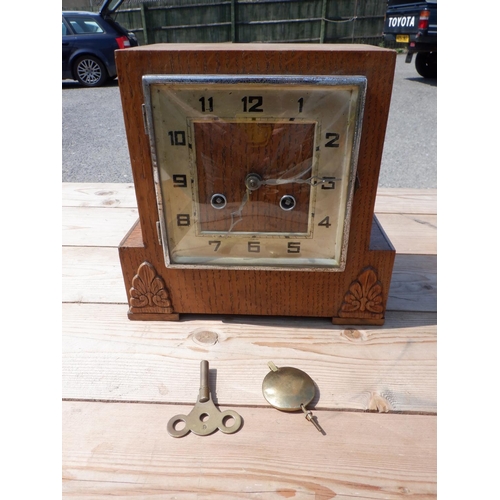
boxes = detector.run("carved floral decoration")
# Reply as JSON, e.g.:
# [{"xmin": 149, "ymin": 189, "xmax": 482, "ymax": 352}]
[
  {"xmin": 129, "ymin": 261, "xmax": 174, "ymax": 314},
  {"xmin": 339, "ymin": 267, "xmax": 384, "ymax": 319}
]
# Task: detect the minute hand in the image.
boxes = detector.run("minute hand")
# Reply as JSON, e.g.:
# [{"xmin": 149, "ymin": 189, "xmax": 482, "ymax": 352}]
[{"xmin": 261, "ymin": 176, "xmax": 341, "ymax": 187}]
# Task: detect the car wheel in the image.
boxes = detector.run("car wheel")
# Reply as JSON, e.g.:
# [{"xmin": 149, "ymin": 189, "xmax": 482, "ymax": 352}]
[
  {"xmin": 74, "ymin": 55, "xmax": 108, "ymax": 87},
  {"xmin": 415, "ymin": 51, "xmax": 437, "ymax": 79}
]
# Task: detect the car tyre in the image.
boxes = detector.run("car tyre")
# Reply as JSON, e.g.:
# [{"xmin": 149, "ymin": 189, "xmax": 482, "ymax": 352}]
[
  {"xmin": 74, "ymin": 55, "xmax": 108, "ymax": 87},
  {"xmin": 415, "ymin": 51, "xmax": 437, "ymax": 79}
]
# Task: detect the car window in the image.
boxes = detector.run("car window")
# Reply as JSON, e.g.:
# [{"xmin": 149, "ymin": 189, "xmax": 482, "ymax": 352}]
[
  {"xmin": 108, "ymin": 0, "xmax": 123, "ymax": 12},
  {"xmin": 66, "ymin": 17, "xmax": 105, "ymax": 34},
  {"xmin": 62, "ymin": 21, "xmax": 68, "ymax": 35}
]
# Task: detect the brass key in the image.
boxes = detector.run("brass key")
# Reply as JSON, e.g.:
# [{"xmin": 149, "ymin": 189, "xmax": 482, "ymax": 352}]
[{"xmin": 167, "ymin": 360, "xmax": 242, "ymax": 437}]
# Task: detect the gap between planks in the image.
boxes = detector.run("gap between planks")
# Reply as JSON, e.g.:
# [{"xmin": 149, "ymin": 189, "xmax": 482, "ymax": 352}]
[{"xmin": 61, "ymin": 397, "xmax": 437, "ymax": 416}]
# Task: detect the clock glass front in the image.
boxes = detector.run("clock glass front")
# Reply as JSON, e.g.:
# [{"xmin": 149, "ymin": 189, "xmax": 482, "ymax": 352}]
[{"xmin": 143, "ymin": 75, "xmax": 366, "ymax": 270}]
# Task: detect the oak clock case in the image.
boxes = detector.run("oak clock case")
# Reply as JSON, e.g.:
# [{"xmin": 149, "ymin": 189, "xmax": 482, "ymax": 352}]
[
  {"xmin": 142, "ymin": 75, "xmax": 366, "ymax": 271},
  {"xmin": 116, "ymin": 44, "xmax": 396, "ymax": 324}
]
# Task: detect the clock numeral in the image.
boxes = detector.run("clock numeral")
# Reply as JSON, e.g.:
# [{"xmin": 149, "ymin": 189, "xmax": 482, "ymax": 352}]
[
  {"xmin": 287, "ymin": 242, "xmax": 301, "ymax": 254},
  {"xmin": 325, "ymin": 133, "xmax": 340, "ymax": 148},
  {"xmin": 168, "ymin": 130, "xmax": 186, "ymax": 146},
  {"xmin": 209, "ymin": 240, "xmax": 221, "ymax": 252},
  {"xmin": 173, "ymin": 174, "xmax": 187, "ymax": 188},
  {"xmin": 248, "ymin": 241, "xmax": 261, "ymax": 253},
  {"xmin": 297, "ymin": 97, "xmax": 304, "ymax": 113},
  {"xmin": 242, "ymin": 96, "xmax": 263, "ymax": 113},
  {"xmin": 199, "ymin": 96, "xmax": 214, "ymax": 112},
  {"xmin": 176, "ymin": 214, "xmax": 191, "ymax": 226},
  {"xmin": 318, "ymin": 216, "xmax": 332, "ymax": 228},
  {"xmin": 321, "ymin": 177, "xmax": 336, "ymax": 190}
]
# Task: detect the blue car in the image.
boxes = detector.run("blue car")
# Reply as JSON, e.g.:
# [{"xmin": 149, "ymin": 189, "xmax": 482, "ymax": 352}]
[{"xmin": 62, "ymin": 0, "xmax": 138, "ymax": 87}]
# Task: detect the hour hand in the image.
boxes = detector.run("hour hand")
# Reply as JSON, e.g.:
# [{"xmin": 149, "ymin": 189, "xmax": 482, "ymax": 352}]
[{"xmin": 225, "ymin": 174, "xmax": 263, "ymax": 235}]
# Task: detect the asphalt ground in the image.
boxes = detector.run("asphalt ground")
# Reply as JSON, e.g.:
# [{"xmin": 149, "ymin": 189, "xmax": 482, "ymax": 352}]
[{"xmin": 62, "ymin": 53, "xmax": 436, "ymax": 188}]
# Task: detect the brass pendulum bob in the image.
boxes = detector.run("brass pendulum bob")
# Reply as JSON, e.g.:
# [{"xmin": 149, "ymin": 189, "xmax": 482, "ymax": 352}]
[{"xmin": 262, "ymin": 361, "xmax": 324, "ymax": 433}]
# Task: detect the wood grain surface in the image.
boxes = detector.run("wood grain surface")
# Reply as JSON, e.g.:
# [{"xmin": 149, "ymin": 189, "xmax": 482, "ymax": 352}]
[
  {"xmin": 63, "ymin": 303, "xmax": 436, "ymax": 412},
  {"xmin": 195, "ymin": 121, "xmax": 314, "ymax": 233},
  {"xmin": 63, "ymin": 401, "xmax": 436, "ymax": 499},
  {"xmin": 62, "ymin": 181, "xmax": 436, "ymax": 494}
]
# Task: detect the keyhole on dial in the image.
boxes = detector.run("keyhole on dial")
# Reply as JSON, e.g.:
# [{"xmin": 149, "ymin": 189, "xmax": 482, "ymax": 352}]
[
  {"xmin": 210, "ymin": 193, "xmax": 227, "ymax": 209},
  {"xmin": 280, "ymin": 195, "xmax": 296, "ymax": 211}
]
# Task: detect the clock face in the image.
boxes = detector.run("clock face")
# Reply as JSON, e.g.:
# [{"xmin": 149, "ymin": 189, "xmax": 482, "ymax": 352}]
[{"xmin": 143, "ymin": 75, "xmax": 366, "ymax": 270}]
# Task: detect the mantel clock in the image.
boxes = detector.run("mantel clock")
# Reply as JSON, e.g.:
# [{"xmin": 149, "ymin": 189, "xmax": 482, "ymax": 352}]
[{"xmin": 116, "ymin": 44, "xmax": 396, "ymax": 325}]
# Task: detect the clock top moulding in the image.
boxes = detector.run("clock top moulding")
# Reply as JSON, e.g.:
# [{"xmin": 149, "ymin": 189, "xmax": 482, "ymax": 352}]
[{"xmin": 116, "ymin": 43, "xmax": 397, "ymax": 325}]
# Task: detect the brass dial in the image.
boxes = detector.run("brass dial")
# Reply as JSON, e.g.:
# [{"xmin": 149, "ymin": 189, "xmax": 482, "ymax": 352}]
[{"xmin": 143, "ymin": 75, "xmax": 366, "ymax": 270}]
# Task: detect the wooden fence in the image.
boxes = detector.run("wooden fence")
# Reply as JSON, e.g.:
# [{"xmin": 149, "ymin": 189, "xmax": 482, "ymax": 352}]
[{"xmin": 112, "ymin": 0, "xmax": 387, "ymax": 46}]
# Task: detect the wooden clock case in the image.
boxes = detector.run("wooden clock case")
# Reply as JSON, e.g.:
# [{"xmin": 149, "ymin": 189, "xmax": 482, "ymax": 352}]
[{"xmin": 116, "ymin": 43, "xmax": 396, "ymax": 325}]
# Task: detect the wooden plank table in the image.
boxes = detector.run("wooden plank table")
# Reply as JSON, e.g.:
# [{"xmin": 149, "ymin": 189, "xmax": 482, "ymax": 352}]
[{"xmin": 62, "ymin": 183, "xmax": 437, "ymax": 499}]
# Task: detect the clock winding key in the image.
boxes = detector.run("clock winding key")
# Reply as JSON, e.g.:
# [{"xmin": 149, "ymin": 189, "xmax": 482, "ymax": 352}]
[
  {"xmin": 167, "ymin": 360, "xmax": 242, "ymax": 437},
  {"xmin": 262, "ymin": 361, "xmax": 324, "ymax": 433}
]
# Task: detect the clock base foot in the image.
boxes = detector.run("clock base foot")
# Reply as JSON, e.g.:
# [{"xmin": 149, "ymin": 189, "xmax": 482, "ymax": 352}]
[
  {"xmin": 331, "ymin": 316, "xmax": 385, "ymax": 326},
  {"xmin": 128, "ymin": 311, "xmax": 180, "ymax": 321}
]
